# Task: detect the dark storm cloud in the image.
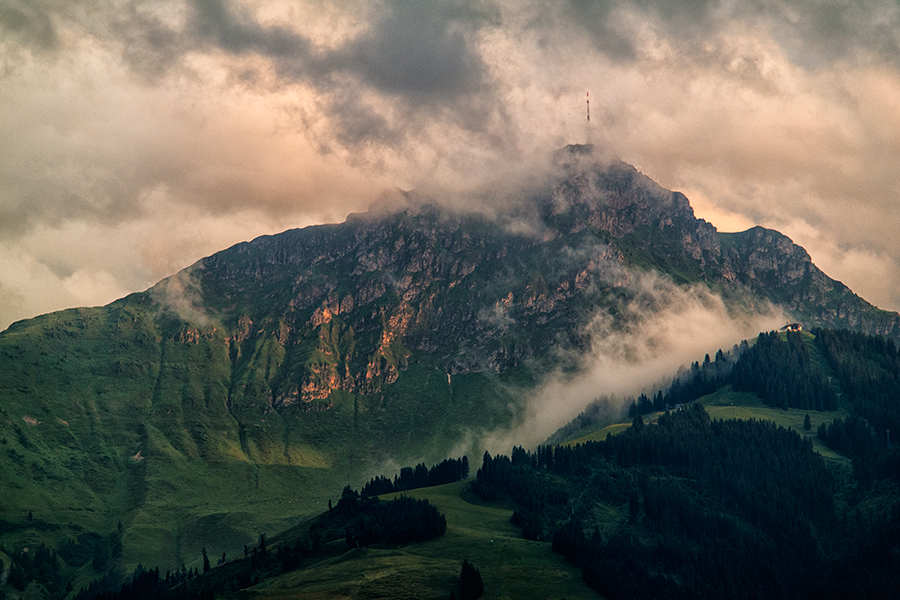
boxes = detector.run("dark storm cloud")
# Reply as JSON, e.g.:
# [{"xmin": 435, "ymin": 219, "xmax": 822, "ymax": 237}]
[
  {"xmin": 190, "ymin": 0, "xmax": 313, "ymax": 57},
  {"xmin": 555, "ymin": 0, "xmax": 900, "ymax": 68},
  {"xmin": 185, "ymin": 0, "xmax": 494, "ymax": 96},
  {"xmin": 570, "ymin": 0, "xmax": 737, "ymax": 51},
  {"xmin": 177, "ymin": 0, "xmax": 502, "ymax": 151},
  {"xmin": 0, "ymin": 1, "xmax": 59, "ymax": 52},
  {"xmin": 108, "ymin": 3, "xmax": 195, "ymax": 79},
  {"xmin": 559, "ymin": 0, "xmax": 721, "ymax": 61},
  {"xmin": 344, "ymin": 0, "xmax": 494, "ymax": 100},
  {"xmin": 778, "ymin": 1, "xmax": 900, "ymax": 67},
  {"xmin": 0, "ymin": 0, "xmax": 504, "ymax": 237}
]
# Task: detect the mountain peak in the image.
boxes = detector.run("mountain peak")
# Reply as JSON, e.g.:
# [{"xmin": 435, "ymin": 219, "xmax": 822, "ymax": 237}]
[{"xmin": 156, "ymin": 148, "xmax": 899, "ymax": 348}]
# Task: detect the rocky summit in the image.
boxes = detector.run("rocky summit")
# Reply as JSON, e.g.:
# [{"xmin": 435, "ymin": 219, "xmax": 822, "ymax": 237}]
[
  {"xmin": 1, "ymin": 144, "xmax": 897, "ymax": 571},
  {"xmin": 164, "ymin": 144, "xmax": 900, "ymax": 393}
]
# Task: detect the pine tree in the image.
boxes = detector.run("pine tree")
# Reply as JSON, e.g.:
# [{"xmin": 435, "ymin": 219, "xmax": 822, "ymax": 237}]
[
  {"xmin": 632, "ymin": 414, "xmax": 644, "ymax": 431},
  {"xmin": 459, "ymin": 559, "xmax": 484, "ymax": 600},
  {"xmin": 804, "ymin": 414, "xmax": 812, "ymax": 431},
  {"xmin": 202, "ymin": 547, "xmax": 210, "ymax": 573}
]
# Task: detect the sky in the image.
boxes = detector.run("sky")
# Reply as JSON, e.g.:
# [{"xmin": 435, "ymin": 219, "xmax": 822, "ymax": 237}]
[{"xmin": 2, "ymin": 0, "xmax": 900, "ymax": 331}]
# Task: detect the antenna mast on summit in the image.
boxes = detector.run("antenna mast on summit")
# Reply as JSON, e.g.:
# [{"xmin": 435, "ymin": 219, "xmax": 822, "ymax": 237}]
[{"xmin": 586, "ymin": 91, "xmax": 592, "ymax": 145}]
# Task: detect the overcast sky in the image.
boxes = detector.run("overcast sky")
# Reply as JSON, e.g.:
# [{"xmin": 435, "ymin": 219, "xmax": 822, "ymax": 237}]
[{"xmin": 2, "ymin": 0, "xmax": 899, "ymax": 330}]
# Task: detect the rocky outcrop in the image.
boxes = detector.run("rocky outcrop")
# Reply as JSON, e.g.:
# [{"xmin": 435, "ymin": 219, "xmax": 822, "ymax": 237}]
[{"xmin": 177, "ymin": 145, "xmax": 900, "ymax": 408}]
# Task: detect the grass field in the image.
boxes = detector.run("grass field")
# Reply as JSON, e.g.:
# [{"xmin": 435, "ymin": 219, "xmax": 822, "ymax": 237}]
[
  {"xmin": 224, "ymin": 481, "xmax": 599, "ymax": 600},
  {"xmin": 0, "ymin": 303, "xmax": 532, "ymax": 575},
  {"xmin": 562, "ymin": 422, "xmax": 630, "ymax": 445},
  {"xmin": 698, "ymin": 385, "xmax": 851, "ymax": 461},
  {"xmin": 565, "ymin": 385, "xmax": 852, "ymax": 465}
]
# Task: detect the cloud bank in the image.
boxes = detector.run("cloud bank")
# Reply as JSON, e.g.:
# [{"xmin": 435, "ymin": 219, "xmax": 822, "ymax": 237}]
[
  {"xmin": 471, "ymin": 271, "xmax": 785, "ymax": 454},
  {"xmin": 2, "ymin": 0, "xmax": 900, "ymax": 328}
]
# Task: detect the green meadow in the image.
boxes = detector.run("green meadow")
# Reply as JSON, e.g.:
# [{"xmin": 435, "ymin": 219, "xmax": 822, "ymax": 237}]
[
  {"xmin": 224, "ymin": 481, "xmax": 598, "ymax": 600},
  {"xmin": 568, "ymin": 385, "xmax": 851, "ymax": 463}
]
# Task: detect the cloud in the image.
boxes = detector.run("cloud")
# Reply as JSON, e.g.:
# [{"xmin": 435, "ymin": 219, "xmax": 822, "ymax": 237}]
[
  {"xmin": 474, "ymin": 272, "xmax": 785, "ymax": 454},
  {"xmin": 184, "ymin": 0, "xmax": 498, "ymax": 100},
  {"xmin": 340, "ymin": 1, "xmax": 496, "ymax": 100},
  {"xmin": 0, "ymin": 184, "xmax": 334, "ymax": 329},
  {"xmin": 149, "ymin": 263, "xmax": 211, "ymax": 327},
  {"xmin": 96, "ymin": 0, "xmax": 509, "ymax": 160},
  {"xmin": 767, "ymin": 1, "xmax": 900, "ymax": 68}
]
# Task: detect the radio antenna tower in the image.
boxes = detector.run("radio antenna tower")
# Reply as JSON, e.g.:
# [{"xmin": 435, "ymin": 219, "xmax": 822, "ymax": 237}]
[{"xmin": 585, "ymin": 91, "xmax": 592, "ymax": 145}]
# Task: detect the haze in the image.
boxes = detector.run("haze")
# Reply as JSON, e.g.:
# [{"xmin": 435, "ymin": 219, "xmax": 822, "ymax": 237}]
[{"xmin": 2, "ymin": 0, "xmax": 900, "ymax": 330}]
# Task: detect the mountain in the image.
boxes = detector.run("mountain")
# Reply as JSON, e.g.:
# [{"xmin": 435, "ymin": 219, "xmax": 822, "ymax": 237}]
[{"xmin": 1, "ymin": 144, "xmax": 898, "ymax": 573}]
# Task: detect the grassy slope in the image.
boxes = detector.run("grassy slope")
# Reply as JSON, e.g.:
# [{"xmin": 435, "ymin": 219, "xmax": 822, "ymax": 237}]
[
  {"xmin": 4, "ymin": 314, "xmax": 874, "ymax": 600},
  {"xmin": 120, "ymin": 362, "xmax": 524, "ymax": 572},
  {"xmin": 0, "ymin": 299, "xmax": 527, "ymax": 573},
  {"xmin": 0, "ymin": 297, "xmax": 868, "ymax": 589},
  {"xmin": 566, "ymin": 386, "xmax": 850, "ymax": 463},
  {"xmin": 225, "ymin": 481, "xmax": 598, "ymax": 600}
]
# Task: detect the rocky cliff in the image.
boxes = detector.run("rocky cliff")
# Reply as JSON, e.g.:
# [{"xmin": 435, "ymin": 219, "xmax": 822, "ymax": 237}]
[{"xmin": 152, "ymin": 144, "xmax": 898, "ymax": 405}]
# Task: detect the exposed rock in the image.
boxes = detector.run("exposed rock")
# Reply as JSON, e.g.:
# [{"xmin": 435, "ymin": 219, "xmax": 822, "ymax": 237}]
[{"xmin": 173, "ymin": 145, "xmax": 900, "ymax": 407}]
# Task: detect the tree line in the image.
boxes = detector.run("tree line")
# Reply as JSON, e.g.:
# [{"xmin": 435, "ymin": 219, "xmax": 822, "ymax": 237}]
[
  {"xmin": 813, "ymin": 327, "xmax": 900, "ymax": 443},
  {"xmin": 0, "ymin": 525, "xmax": 123, "ymax": 600},
  {"xmin": 475, "ymin": 403, "xmax": 899, "ymax": 599},
  {"xmin": 330, "ymin": 486, "xmax": 447, "ymax": 548},
  {"xmin": 732, "ymin": 330, "xmax": 838, "ymax": 410},
  {"xmin": 624, "ymin": 327, "xmax": 900, "ymax": 433},
  {"xmin": 57, "ymin": 454, "xmax": 467, "ymax": 600},
  {"xmin": 626, "ymin": 330, "xmax": 839, "ymax": 418},
  {"xmin": 360, "ymin": 456, "xmax": 469, "ymax": 497},
  {"xmin": 3, "ymin": 450, "xmax": 473, "ymax": 600}
]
